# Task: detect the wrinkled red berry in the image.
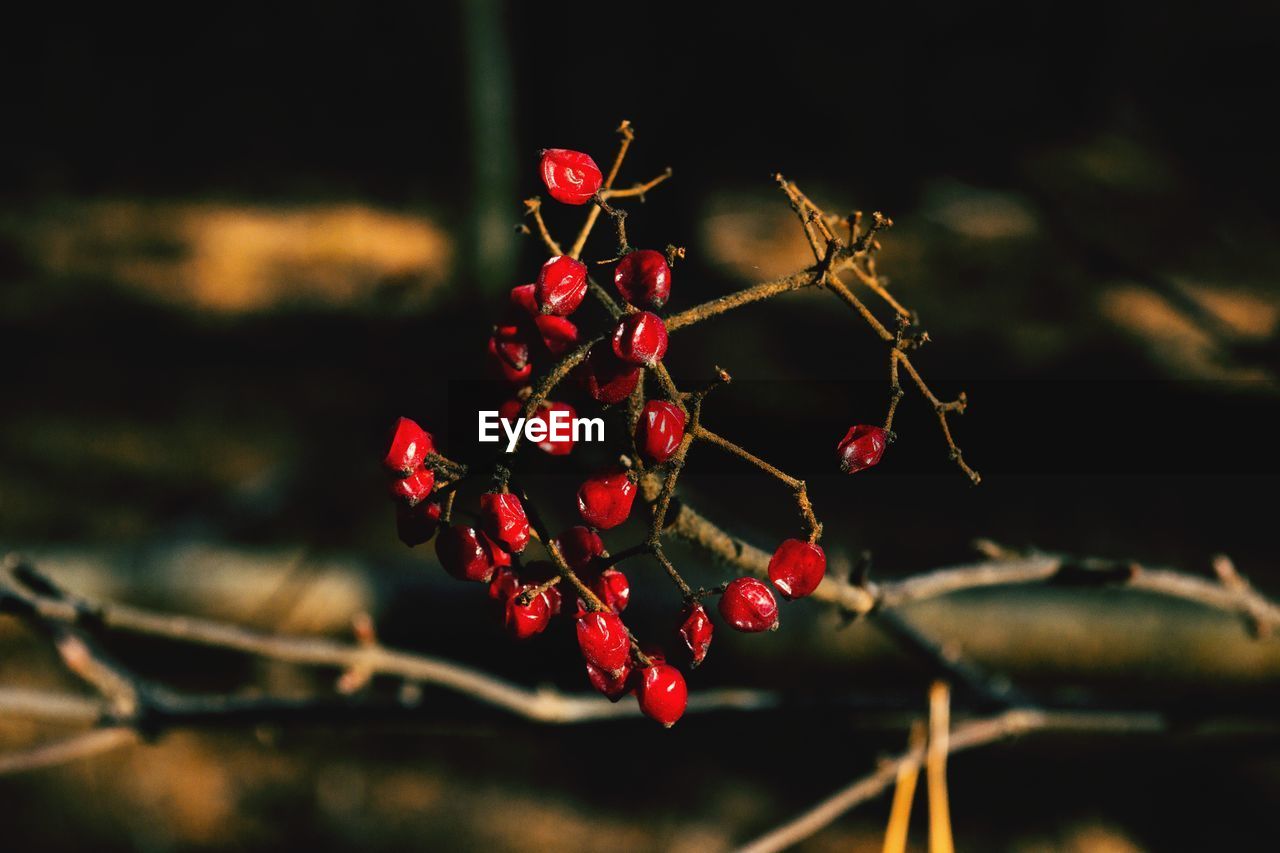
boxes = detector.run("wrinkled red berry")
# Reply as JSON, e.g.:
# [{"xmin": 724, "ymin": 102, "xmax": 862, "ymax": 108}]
[
  {"xmin": 480, "ymin": 531, "xmax": 513, "ymax": 569},
  {"xmin": 536, "ymin": 255, "xmax": 589, "ymax": 316},
  {"xmin": 577, "ymin": 468, "xmax": 637, "ymax": 530},
  {"xmin": 434, "ymin": 525, "xmax": 495, "ymax": 584},
  {"xmin": 768, "ymin": 539, "xmax": 827, "ymax": 600},
  {"xmin": 509, "ymin": 283, "xmax": 539, "ymax": 316},
  {"xmin": 505, "ymin": 585, "xmax": 551, "ymax": 639},
  {"xmin": 636, "ymin": 400, "xmax": 686, "ymax": 464},
  {"xmin": 586, "ymin": 660, "xmax": 632, "ymax": 702},
  {"xmin": 578, "ymin": 342, "xmax": 641, "ymax": 404},
  {"xmin": 522, "ymin": 560, "xmax": 564, "ymax": 615},
  {"xmin": 636, "ymin": 663, "xmax": 687, "ymax": 727},
  {"xmin": 488, "ymin": 565, "xmax": 520, "ymax": 601},
  {"xmin": 395, "ymin": 500, "xmax": 442, "ymax": 547},
  {"xmin": 539, "ymin": 149, "xmax": 602, "ymax": 206},
  {"xmin": 487, "ymin": 330, "xmax": 533, "ymax": 385},
  {"xmin": 479, "ymin": 491, "xmax": 530, "ymax": 554},
  {"xmin": 533, "ymin": 314, "xmax": 579, "ymax": 355},
  {"xmin": 591, "ymin": 568, "xmax": 630, "ymax": 613},
  {"xmin": 614, "ymin": 249, "xmax": 671, "ymax": 309},
  {"xmin": 384, "ymin": 417, "xmax": 435, "ymax": 476},
  {"xmin": 837, "ymin": 424, "xmax": 888, "ymax": 473},
  {"xmin": 555, "ymin": 526, "xmax": 605, "ymax": 575},
  {"xmin": 389, "ymin": 467, "xmax": 436, "ymax": 506},
  {"xmin": 678, "ymin": 603, "xmax": 713, "ymax": 665},
  {"xmin": 576, "ymin": 610, "xmax": 631, "ymax": 676},
  {"xmin": 719, "ymin": 577, "xmax": 779, "ymax": 632},
  {"xmin": 611, "ymin": 311, "xmax": 669, "ymax": 366},
  {"xmin": 500, "ymin": 399, "xmax": 577, "ymax": 455}
]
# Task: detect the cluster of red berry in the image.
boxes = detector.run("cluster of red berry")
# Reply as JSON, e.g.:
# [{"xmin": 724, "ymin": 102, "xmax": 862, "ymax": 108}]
[{"xmin": 381, "ymin": 147, "xmax": 892, "ymax": 727}]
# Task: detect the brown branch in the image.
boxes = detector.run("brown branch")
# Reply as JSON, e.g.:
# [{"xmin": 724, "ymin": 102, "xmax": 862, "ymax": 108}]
[
  {"xmin": 647, "ymin": 488, "xmax": 1280, "ymax": 632},
  {"xmin": 523, "ymin": 197, "xmax": 563, "ymax": 255},
  {"xmin": 0, "ymin": 729, "xmax": 138, "ymax": 776},
  {"xmin": 735, "ymin": 708, "xmax": 1180, "ymax": 853}
]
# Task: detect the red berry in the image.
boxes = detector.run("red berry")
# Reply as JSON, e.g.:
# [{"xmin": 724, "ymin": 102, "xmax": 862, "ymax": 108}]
[
  {"xmin": 505, "ymin": 585, "xmax": 552, "ymax": 640},
  {"xmin": 479, "ymin": 491, "xmax": 530, "ymax": 554},
  {"xmin": 533, "ymin": 314, "xmax": 579, "ymax": 356},
  {"xmin": 488, "ymin": 565, "xmax": 520, "ymax": 601},
  {"xmin": 555, "ymin": 526, "xmax": 605, "ymax": 574},
  {"xmin": 767, "ymin": 539, "xmax": 827, "ymax": 600},
  {"xmin": 611, "ymin": 311, "xmax": 668, "ymax": 366},
  {"xmin": 719, "ymin": 577, "xmax": 779, "ymax": 632},
  {"xmin": 636, "ymin": 400, "xmax": 686, "ymax": 463},
  {"xmin": 591, "ymin": 568, "xmax": 631, "ymax": 613},
  {"xmin": 509, "ymin": 283, "xmax": 539, "ymax": 316},
  {"xmin": 613, "ymin": 249, "xmax": 671, "ymax": 309},
  {"xmin": 577, "ymin": 468, "xmax": 637, "ymax": 530},
  {"xmin": 636, "ymin": 663, "xmax": 687, "ymax": 727},
  {"xmin": 575, "ymin": 610, "xmax": 631, "ymax": 676},
  {"xmin": 480, "ymin": 531, "xmax": 513, "ymax": 569},
  {"xmin": 395, "ymin": 500, "xmax": 442, "ymax": 547},
  {"xmin": 487, "ymin": 330, "xmax": 533, "ymax": 384},
  {"xmin": 678, "ymin": 603, "xmax": 713, "ymax": 665},
  {"xmin": 389, "ymin": 467, "xmax": 436, "ymax": 506},
  {"xmin": 501, "ymin": 399, "xmax": 576, "ymax": 455},
  {"xmin": 578, "ymin": 341, "xmax": 641, "ymax": 404},
  {"xmin": 522, "ymin": 560, "xmax": 564, "ymax": 615},
  {"xmin": 586, "ymin": 660, "xmax": 632, "ymax": 702},
  {"xmin": 837, "ymin": 424, "xmax": 888, "ymax": 473},
  {"xmin": 539, "ymin": 148, "xmax": 603, "ymax": 205},
  {"xmin": 434, "ymin": 525, "xmax": 495, "ymax": 584},
  {"xmin": 384, "ymin": 417, "xmax": 435, "ymax": 476},
  {"xmin": 536, "ymin": 255, "xmax": 589, "ymax": 316}
]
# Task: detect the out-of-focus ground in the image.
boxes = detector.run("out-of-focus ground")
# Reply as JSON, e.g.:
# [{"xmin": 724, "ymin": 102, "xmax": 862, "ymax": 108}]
[{"xmin": 3, "ymin": 3, "xmax": 1280, "ymax": 850}]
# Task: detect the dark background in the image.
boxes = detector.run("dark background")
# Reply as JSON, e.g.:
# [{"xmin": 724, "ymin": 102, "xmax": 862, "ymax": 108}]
[{"xmin": 2, "ymin": 2, "xmax": 1278, "ymax": 850}]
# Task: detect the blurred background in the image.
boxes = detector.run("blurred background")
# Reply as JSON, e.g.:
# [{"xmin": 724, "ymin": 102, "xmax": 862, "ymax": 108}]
[{"xmin": 2, "ymin": 2, "xmax": 1279, "ymax": 850}]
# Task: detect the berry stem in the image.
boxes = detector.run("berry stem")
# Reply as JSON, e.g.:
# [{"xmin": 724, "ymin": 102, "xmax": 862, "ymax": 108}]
[
  {"xmin": 692, "ymin": 425, "xmax": 822, "ymax": 542},
  {"xmin": 523, "ymin": 197, "xmax": 563, "ymax": 256}
]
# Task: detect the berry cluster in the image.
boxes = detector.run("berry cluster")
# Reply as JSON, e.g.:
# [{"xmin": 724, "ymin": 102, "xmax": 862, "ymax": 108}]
[{"xmin": 380, "ymin": 126, "xmax": 969, "ymax": 727}]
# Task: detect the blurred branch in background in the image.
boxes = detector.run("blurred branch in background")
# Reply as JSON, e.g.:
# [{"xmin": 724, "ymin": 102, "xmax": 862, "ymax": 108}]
[{"xmin": 461, "ymin": 0, "xmax": 517, "ymax": 297}]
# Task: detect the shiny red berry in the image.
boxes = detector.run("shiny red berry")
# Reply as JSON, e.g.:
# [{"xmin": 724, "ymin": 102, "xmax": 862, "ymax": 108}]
[
  {"xmin": 487, "ymin": 329, "xmax": 533, "ymax": 385},
  {"xmin": 555, "ymin": 526, "xmax": 605, "ymax": 574},
  {"xmin": 678, "ymin": 603, "xmax": 714, "ymax": 665},
  {"xmin": 533, "ymin": 314, "xmax": 579, "ymax": 355},
  {"xmin": 522, "ymin": 560, "xmax": 564, "ymax": 615},
  {"xmin": 434, "ymin": 525, "xmax": 495, "ymax": 584},
  {"xmin": 505, "ymin": 584, "xmax": 552, "ymax": 640},
  {"xmin": 501, "ymin": 399, "xmax": 576, "ymax": 455},
  {"xmin": 837, "ymin": 424, "xmax": 888, "ymax": 473},
  {"xmin": 479, "ymin": 492, "xmax": 530, "ymax": 554},
  {"xmin": 636, "ymin": 663, "xmax": 687, "ymax": 727},
  {"xmin": 613, "ymin": 249, "xmax": 671, "ymax": 309},
  {"xmin": 578, "ymin": 341, "xmax": 641, "ymax": 404},
  {"xmin": 389, "ymin": 467, "xmax": 436, "ymax": 506},
  {"xmin": 611, "ymin": 311, "xmax": 668, "ymax": 366},
  {"xmin": 539, "ymin": 148, "xmax": 603, "ymax": 205},
  {"xmin": 480, "ymin": 530, "xmax": 513, "ymax": 569},
  {"xmin": 488, "ymin": 565, "xmax": 520, "ymax": 601},
  {"xmin": 395, "ymin": 500, "xmax": 442, "ymax": 547},
  {"xmin": 719, "ymin": 577, "xmax": 779, "ymax": 632},
  {"xmin": 591, "ymin": 568, "xmax": 631, "ymax": 613},
  {"xmin": 768, "ymin": 539, "xmax": 827, "ymax": 600},
  {"xmin": 509, "ymin": 283, "xmax": 539, "ymax": 315},
  {"xmin": 577, "ymin": 468, "xmax": 637, "ymax": 530},
  {"xmin": 576, "ymin": 610, "xmax": 631, "ymax": 676},
  {"xmin": 384, "ymin": 417, "xmax": 435, "ymax": 476},
  {"xmin": 636, "ymin": 400, "xmax": 686, "ymax": 463},
  {"xmin": 586, "ymin": 660, "xmax": 632, "ymax": 702},
  {"xmin": 536, "ymin": 255, "xmax": 589, "ymax": 316}
]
